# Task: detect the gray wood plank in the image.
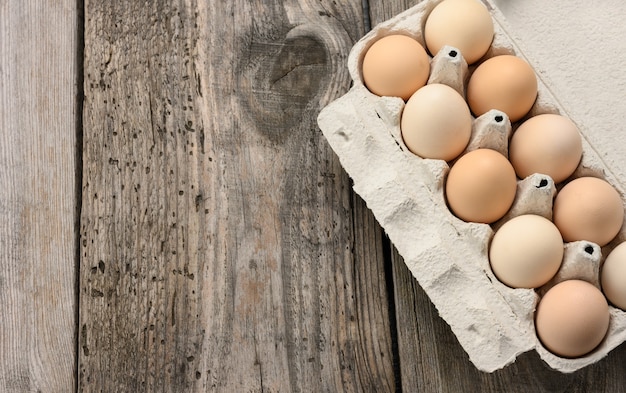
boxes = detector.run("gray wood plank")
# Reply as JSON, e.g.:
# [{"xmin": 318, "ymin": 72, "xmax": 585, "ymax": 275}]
[
  {"xmin": 0, "ymin": 1, "xmax": 78, "ymax": 392},
  {"xmin": 367, "ymin": 1, "xmax": 626, "ymax": 391},
  {"xmin": 79, "ymin": 1, "xmax": 396, "ymax": 391}
]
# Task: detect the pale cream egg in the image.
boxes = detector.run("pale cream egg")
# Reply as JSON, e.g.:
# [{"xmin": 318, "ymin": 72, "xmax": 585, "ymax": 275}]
[
  {"xmin": 601, "ymin": 242, "xmax": 626, "ymax": 310},
  {"xmin": 424, "ymin": 0, "xmax": 494, "ymax": 64},
  {"xmin": 401, "ymin": 83, "xmax": 472, "ymax": 161},
  {"xmin": 489, "ymin": 214, "xmax": 563, "ymax": 288}
]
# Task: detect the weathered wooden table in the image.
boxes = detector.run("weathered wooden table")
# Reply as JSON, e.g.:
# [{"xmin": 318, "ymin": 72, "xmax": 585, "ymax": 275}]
[{"xmin": 3, "ymin": 1, "xmax": 626, "ymax": 392}]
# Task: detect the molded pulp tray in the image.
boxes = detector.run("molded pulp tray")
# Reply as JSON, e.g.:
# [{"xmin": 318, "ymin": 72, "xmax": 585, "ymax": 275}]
[{"xmin": 317, "ymin": 0, "xmax": 626, "ymax": 373}]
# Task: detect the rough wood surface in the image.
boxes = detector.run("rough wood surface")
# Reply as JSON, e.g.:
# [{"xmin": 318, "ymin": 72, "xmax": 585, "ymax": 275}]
[
  {"xmin": 368, "ymin": 1, "xmax": 626, "ymax": 392},
  {"xmin": 0, "ymin": 1, "xmax": 78, "ymax": 392},
  {"xmin": 4, "ymin": 0, "xmax": 625, "ymax": 391},
  {"xmin": 79, "ymin": 1, "xmax": 396, "ymax": 391}
]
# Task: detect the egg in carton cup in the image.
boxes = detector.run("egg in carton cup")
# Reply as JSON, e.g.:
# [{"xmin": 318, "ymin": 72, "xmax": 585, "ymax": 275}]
[{"xmin": 317, "ymin": 0, "xmax": 626, "ymax": 373}]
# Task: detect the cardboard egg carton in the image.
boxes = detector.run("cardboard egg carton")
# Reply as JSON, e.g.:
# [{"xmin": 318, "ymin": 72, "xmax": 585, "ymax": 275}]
[{"xmin": 317, "ymin": 0, "xmax": 626, "ymax": 373}]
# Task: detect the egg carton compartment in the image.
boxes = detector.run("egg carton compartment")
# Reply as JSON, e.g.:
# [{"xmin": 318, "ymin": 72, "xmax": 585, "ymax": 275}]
[{"xmin": 317, "ymin": 0, "xmax": 626, "ymax": 373}]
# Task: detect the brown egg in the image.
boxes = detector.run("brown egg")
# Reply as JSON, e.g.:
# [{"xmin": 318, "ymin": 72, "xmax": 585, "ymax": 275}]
[
  {"xmin": 362, "ymin": 34, "xmax": 430, "ymax": 100},
  {"xmin": 509, "ymin": 114, "xmax": 582, "ymax": 183},
  {"xmin": 445, "ymin": 149, "xmax": 517, "ymax": 223},
  {"xmin": 467, "ymin": 55, "xmax": 537, "ymax": 122},
  {"xmin": 553, "ymin": 177, "xmax": 624, "ymax": 247},
  {"xmin": 535, "ymin": 280, "xmax": 609, "ymax": 358},
  {"xmin": 424, "ymin": 0, "xmax": 494, "ymax": 64},
  {"xmin": 401, "ymin": 84, "xmax": 472, "ymax": 161}
]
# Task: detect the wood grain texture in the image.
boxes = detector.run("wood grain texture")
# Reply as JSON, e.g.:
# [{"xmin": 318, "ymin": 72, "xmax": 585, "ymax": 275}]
[
  {"xmin": 368, "ymin": 1, "xmax": 626, "ymax": 391},
  {"xmin": 79, "ymin": 0, "xmax": 396, "ymax": 391},
  {"xmin": 0, "ymin": 1, "xmax": 78, "ymax": 392}
]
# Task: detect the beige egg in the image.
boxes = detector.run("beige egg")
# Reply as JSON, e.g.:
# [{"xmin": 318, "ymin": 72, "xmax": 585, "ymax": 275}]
[
  {"xmin": 424, "ymin": 0, "xmax": 494, "ymax": 64},
  {"xmin": 445, "ymin": 149, "xmax": 517, "ymax": 223},
  {"xmin": 489, "ymin": 215, "xmax": 563, "ymax": 288},
  {"xmin": 361, "ymin": 34, "xmax": 430, "ymax": 100},
  {"xmin": 467, "ymin": 55, "xmax": 537, "ymax": 122},
  {"xmin": 553, "ymin": 177, "xmax": 623, "ymax": 247},
  {"xmin": 601, "ymin": 242, "xmax": 626, "ymax": 310},
  {"xmin": 401, "ymin": 84, "xmax": 472, "ymax": 161},
  {"xmin": 535, "ymin": 280, "xmax": 609, "ymax": 358},
  {"xmin": 509, "ymin": 114, "xmax": 582, "ymax": 183}
]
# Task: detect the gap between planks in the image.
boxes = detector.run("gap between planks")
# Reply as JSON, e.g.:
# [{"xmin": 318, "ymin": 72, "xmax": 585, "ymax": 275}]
[{"xmin": 74, "ymin": 1, "xmax": 86, "ymax": 392}]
